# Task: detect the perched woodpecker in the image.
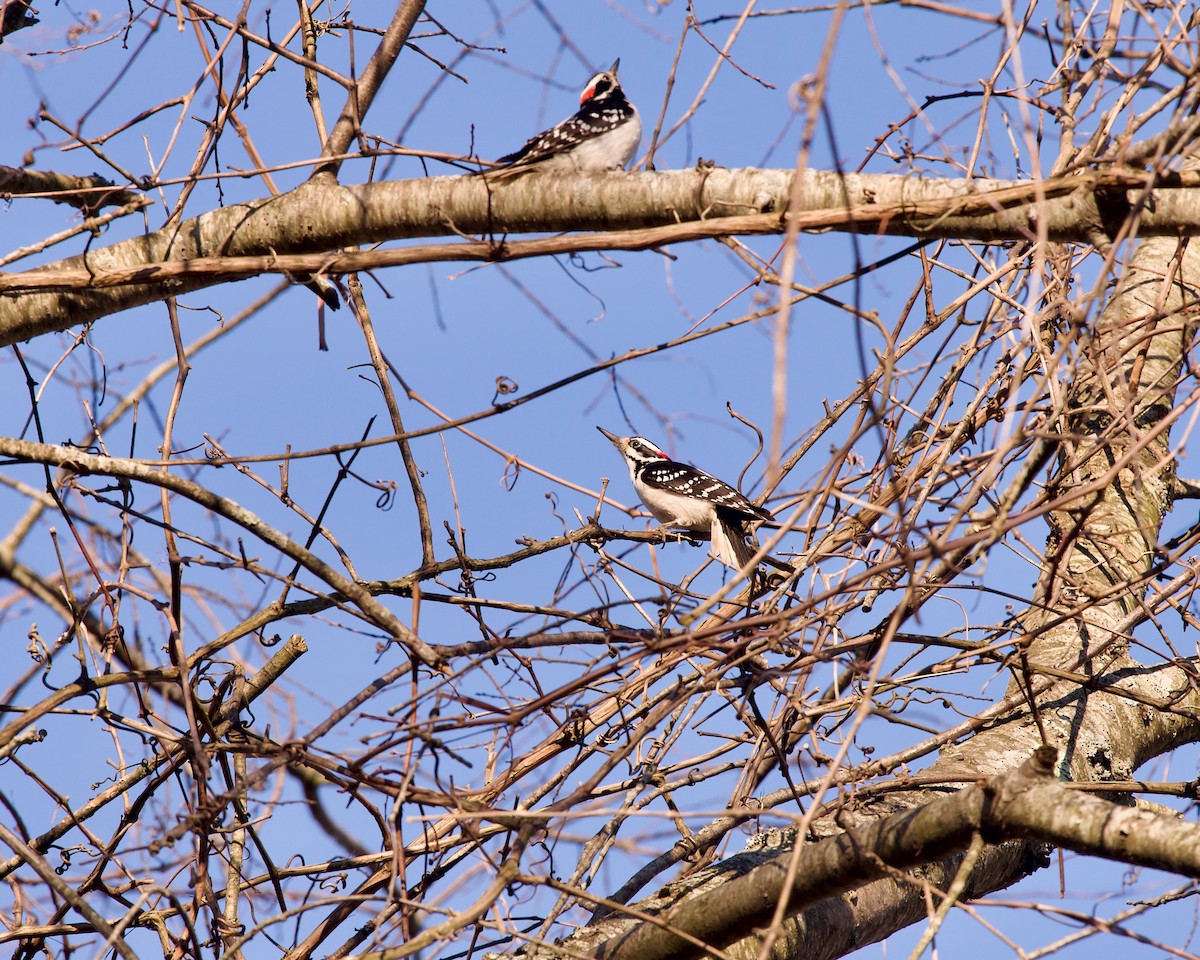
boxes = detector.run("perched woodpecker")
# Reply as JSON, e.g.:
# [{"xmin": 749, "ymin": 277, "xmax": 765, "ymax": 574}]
[
  {"xmin": 483, "ymin": 59, "xmax": 641, "ymax": 178},
  {"xmin": 598, "ymin": 426, "xmax": 772, "ymax": 569}
]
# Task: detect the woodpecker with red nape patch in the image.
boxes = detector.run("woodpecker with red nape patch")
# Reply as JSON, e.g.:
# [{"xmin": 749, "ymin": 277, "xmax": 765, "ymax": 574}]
[
  {"xmin": 598, "ymin": 426, "xmax": 772, "ymax": 569},
  {"xmin": 482, "ymin": 60, "xmax": 640, "ymax": 178}
]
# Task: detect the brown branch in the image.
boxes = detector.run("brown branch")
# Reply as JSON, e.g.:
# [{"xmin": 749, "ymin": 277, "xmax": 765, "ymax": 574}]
[
  {"xmin": 347, "ymin": 276, "xmax": 437, "ymax": 567},
  {"xmin": 0, "ymin": 437, "xmax": 443, "ymax": 669},
  {"xmin": 0, "ymin": 635, "xmax": 307, "ymax": 883},
  {"xmin": 315, "ymin": 0, "xmax": 428, "ymax": 177},
  {"xmin": 0, "ymin": 164, "xmax": 143, "ymax": 211},
  {"xmin": 546, "ymin": 748, "xmax": 1200, "ymax": 960},
  {"xmin": 0, "ymin": 214, "xmax": 780, "ymax": 294},
  {"xmin": 5, "ymin": 166, "xmax": 1200, "ymax": 342}
]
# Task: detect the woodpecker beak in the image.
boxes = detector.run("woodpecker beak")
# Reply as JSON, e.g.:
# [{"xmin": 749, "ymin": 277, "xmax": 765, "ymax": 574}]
[
  {"xmin": 596, "ymin": 426, "xmax": 622, "ymax": 447},
  {"xmin": 609, "ymin": 58, "xmax": 621, "ymax": 77}
]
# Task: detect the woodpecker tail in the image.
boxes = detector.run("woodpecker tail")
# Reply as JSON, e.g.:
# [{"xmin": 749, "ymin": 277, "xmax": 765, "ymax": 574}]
[
  {"xmin": 474, "ymin": 162, "xmax": 532, "ymax": 181},
  {"xmin": 710, "ymin": 512, "xmax": 762, "ymax": 569},
  {"xmin": 304, "ymin": 277, "xmax": 341, "ymax": 311}
]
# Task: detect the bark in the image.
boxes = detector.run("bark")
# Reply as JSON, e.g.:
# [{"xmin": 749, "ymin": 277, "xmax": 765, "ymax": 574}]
[
  {"xmin": 5, "ymin": 166, "xmax": 1200, "ymax": 343},
  {"xmin": 0, "ymin": 165, "xmax": 143, "ymax": 210},
  {"xmin": 518, "ymin": 749, "xmax": 1200, "ymax": 960}
]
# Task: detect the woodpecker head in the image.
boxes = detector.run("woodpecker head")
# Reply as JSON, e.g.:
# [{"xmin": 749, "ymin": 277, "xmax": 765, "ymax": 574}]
[
  {"xmin": 597, "ymin": 426, "xmax": 667, "ymax": 478},
  {"xmin": 580, "ymin": 59, "xmax": 624, "ymax": 106}
]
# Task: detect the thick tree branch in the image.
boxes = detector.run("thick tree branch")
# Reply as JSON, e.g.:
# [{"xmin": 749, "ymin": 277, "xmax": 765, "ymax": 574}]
[
  {"xmin": 513, "ymin": 748, "xmax": 1200, "ymax": 960},
  {"xmin": 0, "ymin": 165, "xmax": 143, "ymax": 211},
  {"xmin": 5, "ymin": 166, "xmax": 1200, "ymax": 342},
  {"xmin": 0, "ymin": 214, "xmax": 781, "ymax": 297}
]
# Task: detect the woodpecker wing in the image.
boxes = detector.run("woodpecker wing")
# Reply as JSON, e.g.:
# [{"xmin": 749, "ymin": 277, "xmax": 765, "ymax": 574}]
[
  {"xmin": 495, "ymin": 97, "xmax": 636, "ymax": 168},
  {"xmin": 638, "ymin": 460, "xmax": 771, "ymax": 525},
  {"xmin": 596, "ymin": 425, "xmax": 771, "ymax": 567}
]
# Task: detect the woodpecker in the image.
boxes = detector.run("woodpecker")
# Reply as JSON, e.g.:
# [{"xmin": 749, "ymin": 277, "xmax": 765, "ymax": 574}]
[
  {"xmin": 483, "ymin": 59, "xmax": 640, "ymax": 178},
  {"xmin": 598, "ymin": 426, "xmax": 772, "ymax": 569},
  {"xmin": 304, "ymin": 276, "xmax": 341, "ymax": 312}
]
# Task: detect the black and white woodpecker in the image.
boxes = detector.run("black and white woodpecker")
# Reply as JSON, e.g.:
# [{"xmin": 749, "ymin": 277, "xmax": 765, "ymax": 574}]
[
  {"xmin": 598, "ymin": 427, "xmax": 772, "ymax": 569},
  {"xmin": 483, "ymin": 59, "xmax": 641, "ymax": 177}
]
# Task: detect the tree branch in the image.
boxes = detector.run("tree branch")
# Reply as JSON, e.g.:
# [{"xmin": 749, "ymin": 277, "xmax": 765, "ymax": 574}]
[
  {"xmin": 514, "ymin": 748, "xmax": 1200, "ymax": 960},
  {"xmin": 5, "ymin": 166, "xmax": 1200, "ymax": 342},
  {"xmin": 315, "ymin": 0, "xmax": 428, "ymax": 176},
  {"xmin": 0, "ymin": 165, "xmax": 143, "ymax": 211},
  {"xmin": 0, "ymin": 437, "xmax": 443, "ymax": 669}
]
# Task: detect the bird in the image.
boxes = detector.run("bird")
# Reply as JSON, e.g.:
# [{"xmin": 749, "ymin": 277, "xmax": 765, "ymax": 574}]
[
  {"xmin": 304, "ymin": 276, "xmax": 341, "ymax": 312},
  {"xmin": 481, "ymin": 59, "xmax": 641, "ymax": 178},
  {"xmin": 597, "ymin": 426, "xmax": 772, "ymax": 569}
]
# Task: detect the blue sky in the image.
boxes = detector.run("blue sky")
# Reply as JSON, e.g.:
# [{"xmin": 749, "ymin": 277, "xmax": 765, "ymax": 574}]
[{"xmin": 2, "ymin": 4, "xmax": 1196, "ymax": 959}]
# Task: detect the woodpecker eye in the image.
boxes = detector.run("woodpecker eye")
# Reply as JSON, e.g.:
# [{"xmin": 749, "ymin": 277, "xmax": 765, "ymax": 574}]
[
  {"xmin": 583, "ymin": 77, "xmax": 612, "ymax": 102},
  {"xmin": 631, "ymin": 439, "xmax": 664, "ymax": 459}
]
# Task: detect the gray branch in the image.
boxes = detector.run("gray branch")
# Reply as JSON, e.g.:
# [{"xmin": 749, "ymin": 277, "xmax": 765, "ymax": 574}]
[{"xmin": 4, "ymin": 166, "xmax": 1200, "ymax": 342}]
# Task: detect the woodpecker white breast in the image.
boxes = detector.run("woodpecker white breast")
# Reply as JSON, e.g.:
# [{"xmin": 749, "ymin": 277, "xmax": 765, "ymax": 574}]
[
  {"xmin": 597, "ymin": 426, "xmax": 772, "ymax": 568},
  {"xmin": 484, "ymin": 59, "xmax": 641, "ymax": 177}
]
